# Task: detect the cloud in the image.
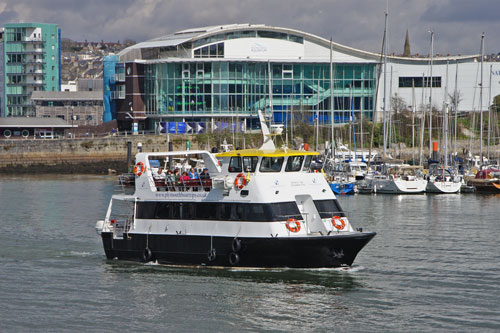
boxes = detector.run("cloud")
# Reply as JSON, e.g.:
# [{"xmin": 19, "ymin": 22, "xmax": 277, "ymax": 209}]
[{"xmin": 1, "ymin": 0, "xmax": 499, "ymax": 55}]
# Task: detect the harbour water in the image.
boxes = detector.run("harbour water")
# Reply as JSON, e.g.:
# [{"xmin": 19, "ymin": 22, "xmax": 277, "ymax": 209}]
[{"xmin": 0, "ymin": 175, "xmax": 499, "ymax": 331}]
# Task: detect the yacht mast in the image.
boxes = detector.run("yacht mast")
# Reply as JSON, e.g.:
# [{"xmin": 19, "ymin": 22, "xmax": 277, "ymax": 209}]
[
  {"xmin": 330, "ymin": 37, "xmax": 334, "ymax": 153},
  {"xmin": 419, "ymin": 72, "xmax": 426, "ymax": 166},
  {"xmin": 453, "ymin": 61, "xmax": 459, "ymax": 164},
  {"xmin": 444, "ymin": 60, "xmax": 449, "ymax": 167},
  {"xmin": 488, "ymin": 63, "xmax": 492, "ymax": 160},
  {"xmin": 428, "ymin": 30, "xmax": 434, "ymax": 158},
  {"xmin": 412, "ymin": 79, "xmax": 416, "ymax": 164},
  {"xmin": 383, "ymin": 10, "xmax": 388, "ymax": 157},
  {"xmin": 480, "ymin": 33, "xmax": 484, "ymax": 164}
]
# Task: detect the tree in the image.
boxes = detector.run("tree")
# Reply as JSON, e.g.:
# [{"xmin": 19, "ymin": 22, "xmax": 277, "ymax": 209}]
[{"xmin": 391, "ymin": 93, "xmax": 408, "ymax": 115}]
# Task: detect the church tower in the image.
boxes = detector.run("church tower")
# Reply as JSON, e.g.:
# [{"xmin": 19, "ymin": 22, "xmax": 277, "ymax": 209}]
[{"xmin": 403, "ymin": 29, "xmax": 411, "ymax": 57}]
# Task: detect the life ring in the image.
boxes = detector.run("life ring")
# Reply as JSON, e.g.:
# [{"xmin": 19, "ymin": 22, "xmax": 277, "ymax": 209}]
[
  {"xmin": 234, "ymin": 173, "xmax": 246, "ymax": 189},
  {"xmin": 285, "ymin": 218, "xmax": 301, "ymax": 233},
  {"xmin": 332, "ymin": 216, "xmax": 346, "ymax": 230},
  {"xmin": 143, "ymin": 247, "xmax": 152, "ymax": 262},
  {"xmin": 134, "ymin": 162, "xmax": 146, "ymax": 176}
]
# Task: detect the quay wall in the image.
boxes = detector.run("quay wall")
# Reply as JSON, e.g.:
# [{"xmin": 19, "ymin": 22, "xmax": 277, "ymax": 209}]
[{"xmin": 0, "ymin": 135, "xmax": 197, "ymax": 174}]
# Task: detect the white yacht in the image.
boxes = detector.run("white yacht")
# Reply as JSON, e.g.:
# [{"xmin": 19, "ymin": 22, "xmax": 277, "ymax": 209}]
[
  {"xmin": 95, "ymin": 113, "xmax": 375, "ymax": 268},
  {"xmin": 372, "ymin": 166, "xmax": 427, "ymax": 194}
]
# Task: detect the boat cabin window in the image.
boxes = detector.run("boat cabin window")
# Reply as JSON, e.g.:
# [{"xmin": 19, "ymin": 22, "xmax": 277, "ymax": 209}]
[
  {"xmin": 260, "ymin": 156, "xmax": 284, "ymax": 172},
  {"xmin": 285, "ymin": 155, "xmax": 304, "ymax": 172},
  {"xmin": 302, "ymin": 155, "xmax": 312, "ymax": 171},
  {"xmin": 313, "ymin": 199, "xmax": 345, "ymax": 218},
  {"xmin": 228, "ymin": 156, "xmax": 242, "ymax": 172},
  {"xmin": 242, "ymin": 156, "xmax": 259, "ymax": 172}
]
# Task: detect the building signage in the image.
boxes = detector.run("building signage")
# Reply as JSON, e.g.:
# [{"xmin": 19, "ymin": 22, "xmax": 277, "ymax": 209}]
[{"xmin": 251, "ymin": 43, "xmax": 267, "ymax": 52}]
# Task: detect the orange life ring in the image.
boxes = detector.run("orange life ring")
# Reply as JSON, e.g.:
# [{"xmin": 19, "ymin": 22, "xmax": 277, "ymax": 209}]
[
  {"xmin": 285, "ymin": 218, "xmax": 301, "ymax": 233},
  {"xmin": 332, "ymin": 216, "xmax": 346, "ymax": 230},
  {"xmin": 234, "ymin": 173, "xmax": 246, "ymax": 189},
  {"xmin": 134, "ymin": 162, "xmax": 146, "ymax": 177}
]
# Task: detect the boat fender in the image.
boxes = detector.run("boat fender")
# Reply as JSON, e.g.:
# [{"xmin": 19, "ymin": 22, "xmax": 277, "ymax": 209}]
[
  {"xmin": 332, "ymin": 216, "xmax": 346, "ymax": 230},
  {"xmin": 207, "ymin": 248, "xmax": 217, "ymax": 262},
  {"xmin": 232, "ymin": 238, "xmax": 242, "ymax": 252},
  {"xmin": 143, "ymin": 247, "xmax": 153, "ymax": 262},
  {"xmin": 229, "ymin": 252, "xmax": 239, "ymax": 266},
  {"xmin": 285, "ymin": 218, "xmax": 301, "ymax": 233},
  {"xmin": 134, "ymin": 162, "xmax": 146, "ymax": 177},
  {"xmin": 234, "ymin": 173, "xmax": 247, "ymax": 189},
  {"xmin": 223, "ymin": 176, "xmax": 234, "ymax": 190}
]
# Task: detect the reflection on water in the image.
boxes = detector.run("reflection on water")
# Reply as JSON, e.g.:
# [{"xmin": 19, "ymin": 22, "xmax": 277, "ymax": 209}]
[{"xmin": 103, "ymin": 259, "xmax": 363, "ymax": 290}]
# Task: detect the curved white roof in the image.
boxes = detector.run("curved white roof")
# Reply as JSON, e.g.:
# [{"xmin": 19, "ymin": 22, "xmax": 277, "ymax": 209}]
[{"xmin": 118, "ymin": 24, "xmax": 478, "ymax": 64}]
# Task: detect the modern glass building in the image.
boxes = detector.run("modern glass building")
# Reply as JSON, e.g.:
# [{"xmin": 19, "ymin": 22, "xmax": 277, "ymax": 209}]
[
  {"xmin": 106, "ymin": 24, "xmax": 379, "ymax": 131},
  {"xmin": 3, "ymin": 23, "xmax": 61, "ymax": 117},
  {"xmin": 105, "ymin": 24, "xmax": 494, "ymax": 133}
]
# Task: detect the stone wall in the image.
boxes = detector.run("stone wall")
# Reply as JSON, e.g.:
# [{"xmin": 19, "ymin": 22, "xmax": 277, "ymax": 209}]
[{"xmin": 0, "ymin": 135, "xmax": 196, "ymax": 174}]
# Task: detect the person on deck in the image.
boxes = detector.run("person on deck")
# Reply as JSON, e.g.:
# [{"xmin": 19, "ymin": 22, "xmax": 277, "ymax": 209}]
[
  {"xmin": 200, "ymin": 168, "xmax": 210, "ymax": 180},
  {"xmin": 188, "ymin": 167, "xmax": 199, "ymax": 180}
]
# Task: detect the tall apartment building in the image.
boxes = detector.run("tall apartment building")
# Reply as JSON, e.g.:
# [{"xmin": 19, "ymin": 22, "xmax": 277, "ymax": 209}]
[{"xmin": 2, "ymin": 23, "xmax": 60, "ymax": 117}]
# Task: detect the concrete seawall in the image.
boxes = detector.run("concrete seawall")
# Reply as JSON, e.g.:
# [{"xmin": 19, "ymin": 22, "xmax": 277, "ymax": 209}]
[{"xmin": 0, "ymin": 135, "xmax": 192, "ymax": 174}]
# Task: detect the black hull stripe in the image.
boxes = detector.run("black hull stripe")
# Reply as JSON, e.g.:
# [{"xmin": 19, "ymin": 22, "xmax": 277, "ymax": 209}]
[{"xmin": 100, "ymin": 232, "xmax": 376, "ymax": 268}]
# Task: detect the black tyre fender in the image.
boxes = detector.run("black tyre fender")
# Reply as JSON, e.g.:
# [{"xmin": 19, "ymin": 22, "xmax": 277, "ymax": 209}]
[
  {"xmin": 228, "ymin": 252, "xmax": 239, "ymax": 266},
  {"xmin": 232, "ymin": 237, "xmax": 242, "ymax": 252},
  {"xmin": 143, "ymin": 247, "xmax": 153, "ymax": 262}
]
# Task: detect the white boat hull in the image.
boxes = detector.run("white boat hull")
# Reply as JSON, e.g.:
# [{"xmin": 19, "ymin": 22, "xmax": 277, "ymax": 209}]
[
  {"xmin": 426, "ymin": 181, "xmax": 461, "ymax": 193},
  {"xmin": 373, "ymin": 179, "xmax": 427, "ymax": 194}
]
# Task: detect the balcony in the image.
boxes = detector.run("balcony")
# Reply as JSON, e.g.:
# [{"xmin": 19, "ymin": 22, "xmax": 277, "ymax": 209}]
[
  {"xmin": 6, "ymin": 37, "xmax": 45, "ymax": 44},
  {"xmin": 115, "ymin": 73, "xmax": 125, "ymax": 82},
  {"xmin": 111, "ymin": 90, "xmax": 126, "ymax": 99}
]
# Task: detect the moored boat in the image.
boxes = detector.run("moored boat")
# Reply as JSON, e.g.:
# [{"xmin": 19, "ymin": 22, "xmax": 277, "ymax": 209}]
[
  {"xmin": 372, "ymin": 166, "xmax": 427, "ymax": 194},
  {"xmin": 95, "ymin": 112, "xmax": 375, "ymax": 268}
]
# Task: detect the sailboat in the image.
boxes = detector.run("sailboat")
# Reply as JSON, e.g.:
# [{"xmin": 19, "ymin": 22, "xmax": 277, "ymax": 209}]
[{"xmin": 425, "ymin": 66, "xmax": 461, "ymax": 194}]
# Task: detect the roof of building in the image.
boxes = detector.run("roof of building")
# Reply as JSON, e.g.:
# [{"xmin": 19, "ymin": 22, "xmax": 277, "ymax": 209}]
[
  {"xmin": 31, "ymin": 91, "xmax": 102, "ymax": 101},
  {"xmin": 0, "ymin": 117, "xmax": 75, "ymax": 128},
  {"xmin": 118, "ymin": 23, "xmax": 479, "ymax": 64}
]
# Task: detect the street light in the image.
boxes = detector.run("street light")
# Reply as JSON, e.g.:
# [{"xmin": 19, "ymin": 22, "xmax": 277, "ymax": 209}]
[{"xmin": 71, "ymin": 106, "xmax": 74, "ymax": 138}]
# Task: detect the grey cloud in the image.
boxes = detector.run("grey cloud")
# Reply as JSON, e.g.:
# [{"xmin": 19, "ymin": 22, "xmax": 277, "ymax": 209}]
[{"xmin": 0, "ymin": 0, "xmax": 498, "ymax": 55}]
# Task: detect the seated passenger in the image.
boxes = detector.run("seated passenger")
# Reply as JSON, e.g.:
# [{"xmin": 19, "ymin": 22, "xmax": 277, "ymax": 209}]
[
  {"xmin": 200, "ymin": 168, "xmax": 210, "ymax": 180},
  {"xmin": 180, "ymin": 171, "xmax": 190, "ymax": 182},
  {"xmin": 166, "ymin": 170, "xmax": 175, "ymax": 182},
  {"xmin": 188, "ymin": 167, "xmax": 199, "ymax": 180}
]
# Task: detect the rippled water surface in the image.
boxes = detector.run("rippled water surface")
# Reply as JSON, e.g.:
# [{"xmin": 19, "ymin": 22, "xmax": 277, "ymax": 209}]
[{"xmin": 0, "ymin": 175, "xmax": 499, "ymax": 332}]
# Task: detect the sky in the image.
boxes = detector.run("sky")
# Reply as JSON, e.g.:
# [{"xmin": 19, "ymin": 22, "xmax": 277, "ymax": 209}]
[{"xmin": 1, "ymin": 0, "xmax": 499, "ymax": 56}]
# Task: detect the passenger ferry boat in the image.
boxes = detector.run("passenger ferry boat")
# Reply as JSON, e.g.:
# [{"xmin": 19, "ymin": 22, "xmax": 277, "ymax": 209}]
[{"xmin": 95, "ymin": 113, "xmax": 375, "ymax": 268}]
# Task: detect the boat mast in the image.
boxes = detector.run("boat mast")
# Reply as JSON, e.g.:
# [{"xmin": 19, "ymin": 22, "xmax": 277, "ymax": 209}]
[
  {"xmin": 480, "ymin": 33, "xmax": 484, "ymax": 164},
  {"xmin": 388, "ymin": 66, "xmax": 393, "ymax": 152},
  {"xmin": 453, "ymin": 61, "xmax": 459, "ymax": 164},
  {"xmin": 316, "ymin": 76, "xmax": 320, "ymax": 151},
  {"xmin": 350, "ymin": 85, "xmax": 357, "ymax": 160},
  {"xmin": 330, "ymin": 37, "xmax": 334, "ymax": 154},
  {"xmin": 419, "ymin": 72, "xmax": 426, "ymax": 166},
  {"xmin": 488, "ymin": 63, "xmax": 492, "ymax": 160},
  {"xmin": 382, "ymin": 10, "xmax": 388, "ymax": 157},
  {"xmin": 412, "ymin": 78, "xmax": 416, "ymax": 164},
  {"xmin": 428, "ymin": 30, "xmax": 434, "ymax": 159},
  {"xmin": 444, "ymin": 60, "xmax": 449, "ymax": 167}
]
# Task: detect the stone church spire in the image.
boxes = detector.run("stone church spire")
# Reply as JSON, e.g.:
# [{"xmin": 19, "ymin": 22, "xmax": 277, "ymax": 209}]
[{"xmin": 403, "ymin": 29, "xmax": 411, "ymax": 57}]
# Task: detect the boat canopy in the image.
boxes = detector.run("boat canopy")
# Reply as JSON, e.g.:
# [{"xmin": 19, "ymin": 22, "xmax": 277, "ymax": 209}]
[{"xmin": 216, "ymin": 148, "xmax": 319, "ymax": 158}]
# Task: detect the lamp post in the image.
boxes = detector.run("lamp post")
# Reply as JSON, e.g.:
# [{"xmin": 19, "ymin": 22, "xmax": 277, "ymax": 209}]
[{"xmin": 71, "ymin": 106, "xmax": 74, "ymax": 138}]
